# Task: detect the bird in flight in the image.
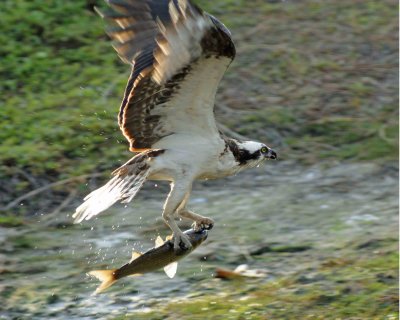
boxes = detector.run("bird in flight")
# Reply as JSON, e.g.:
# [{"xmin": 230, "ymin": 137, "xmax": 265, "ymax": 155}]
[{"xmin": 73, "ymin": 0, "xmax": 277, "ymax": 250}]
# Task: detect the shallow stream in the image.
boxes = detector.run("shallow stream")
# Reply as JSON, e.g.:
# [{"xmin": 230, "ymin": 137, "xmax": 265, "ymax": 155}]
[{"xmin": 1, "ymin": 161, "xmax": 398, "ymax": 319}]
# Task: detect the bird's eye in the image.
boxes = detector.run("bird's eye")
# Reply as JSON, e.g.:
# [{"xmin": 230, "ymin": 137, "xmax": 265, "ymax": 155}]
[{"xmin": 261, "ymin": 147, "xmax": 268, "ymax": 153}]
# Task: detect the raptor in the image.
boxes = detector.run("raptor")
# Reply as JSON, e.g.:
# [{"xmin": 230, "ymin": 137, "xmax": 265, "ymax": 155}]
[{"xmin": 73, "ymin": 0, "xmax": 277, "ymax": 250}]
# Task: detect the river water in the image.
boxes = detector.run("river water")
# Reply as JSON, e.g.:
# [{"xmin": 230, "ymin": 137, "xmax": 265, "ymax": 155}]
[{"xmin": 1, "ymin": 161, "xmax": 398, "ymax": 319}]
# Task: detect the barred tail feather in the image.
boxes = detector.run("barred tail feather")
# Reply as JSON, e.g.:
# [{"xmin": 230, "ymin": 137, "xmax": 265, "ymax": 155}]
[{"xmin": 72, "ymin": 165, "xmax": 150, "ymax": 223}]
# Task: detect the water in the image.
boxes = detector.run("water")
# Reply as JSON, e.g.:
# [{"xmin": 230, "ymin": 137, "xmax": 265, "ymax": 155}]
[{"xmin": 1, "ymin": 161, "xmax": 398, "ymax": 319}]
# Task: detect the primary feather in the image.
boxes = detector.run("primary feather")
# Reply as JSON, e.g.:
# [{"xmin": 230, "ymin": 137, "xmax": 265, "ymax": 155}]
[
  {"xmin": 74, "ymin": 0, "xmax": 277, "ymax": 252},
  {"xmin": 97, "ymin": 0, "xmax": 235, "ymax": 151}
]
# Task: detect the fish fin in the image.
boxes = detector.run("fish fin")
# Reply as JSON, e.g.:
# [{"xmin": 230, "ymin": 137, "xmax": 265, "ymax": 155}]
[
  {"xmin": 165, "ymin": 234, "xmax": 173, "ymax": 241},
  {"xmin": 164, "ymin": 262, "xmax": 178, "ymax": 279},
  {"xmin": 128, "ymin": 273, "xmax": 143, "ymax": 277},
  {"xmin": 88, "ymin": 269, "xmax": 117, "ymax": 295},
  {"xmin": 130, "ymin": 251, "xmax": 142, "ymax": 262},
  {"xmin": 155, "ymin": 236, "xmax": 164, "ymax": 248}
]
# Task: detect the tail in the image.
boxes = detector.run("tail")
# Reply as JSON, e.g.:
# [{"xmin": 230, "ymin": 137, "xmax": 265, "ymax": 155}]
[
  {"xmin": 88, "ymin": 269, "xmax": 117, "ymax": 294},
  {"xmin": 72, "ymin": 153, "xmax": 152, "ymax": 223}
]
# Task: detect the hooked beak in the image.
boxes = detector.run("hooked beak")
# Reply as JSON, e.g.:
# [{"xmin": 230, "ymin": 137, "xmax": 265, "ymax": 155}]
[{"xmin": 265, "ymin": 148, "xmax": 277, "ymax": 160}]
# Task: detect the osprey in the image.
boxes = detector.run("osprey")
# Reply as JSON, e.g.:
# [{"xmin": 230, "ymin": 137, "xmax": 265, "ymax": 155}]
[{"xmin": 73, "ymin": 0, "xmax": 277, "ymax": 250}]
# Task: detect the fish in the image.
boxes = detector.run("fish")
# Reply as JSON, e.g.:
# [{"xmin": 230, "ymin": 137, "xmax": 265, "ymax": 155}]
[{"xmin": 88, "ymin": 228, "xmax": 208, "ymax": 294}]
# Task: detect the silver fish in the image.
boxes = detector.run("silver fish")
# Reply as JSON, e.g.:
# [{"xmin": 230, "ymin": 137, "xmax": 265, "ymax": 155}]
[{"xmin": 88, "ymin": 228, "xmax": 208, "ymax": 294}]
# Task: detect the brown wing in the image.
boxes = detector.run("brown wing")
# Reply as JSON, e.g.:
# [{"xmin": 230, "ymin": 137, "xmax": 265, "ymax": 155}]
[{"xmin": 98, "ymin": 0, "xmax": 235, "ymax": 151}]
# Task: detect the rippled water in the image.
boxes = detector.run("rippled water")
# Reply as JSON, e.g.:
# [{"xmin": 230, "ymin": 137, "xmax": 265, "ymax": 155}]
[{"xmin": 1, "ymin": 161, "xmax": 398, "ymax": 319}]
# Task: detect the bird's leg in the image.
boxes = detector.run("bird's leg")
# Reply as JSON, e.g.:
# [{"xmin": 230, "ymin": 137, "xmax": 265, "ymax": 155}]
[
  {"xmin": 177, "ymin": 191, "xmax": 214, "ymax": 231},
  {"xmin": 163, "ymin": 182, "xmax": 193, "ymax": 251},
  {"xmin": 179, "ymin": 210, "xmax": 214, "ymax": 232}
]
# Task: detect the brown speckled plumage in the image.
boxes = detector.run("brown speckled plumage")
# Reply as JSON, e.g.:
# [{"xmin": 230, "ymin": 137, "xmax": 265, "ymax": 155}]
[
  {"xmin": 97, "ymin": 0, "xmax": 236, "ymax": 151},
  {"xmin": 74, "ymin": 0, "xmax": 277, "ymax": 251}
]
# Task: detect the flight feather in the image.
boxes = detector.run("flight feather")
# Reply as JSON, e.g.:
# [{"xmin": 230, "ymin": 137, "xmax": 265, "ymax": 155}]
[{"xmin": 97, "ymin": 0, "xmax": 236, "ymax": 151}]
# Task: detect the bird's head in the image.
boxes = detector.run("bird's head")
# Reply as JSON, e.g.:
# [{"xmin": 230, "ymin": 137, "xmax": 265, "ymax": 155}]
[{"xmin": 232, "ymin": 140, "xmax": 277, "ymax": 168}]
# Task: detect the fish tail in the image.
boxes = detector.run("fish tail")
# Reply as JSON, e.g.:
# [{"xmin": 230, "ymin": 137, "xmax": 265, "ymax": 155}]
[{"xmin": 88, "ymin": 269, "xmax": 118, "ymax": 294}]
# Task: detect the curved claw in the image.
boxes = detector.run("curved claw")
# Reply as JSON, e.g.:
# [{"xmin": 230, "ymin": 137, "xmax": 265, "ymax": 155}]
[
  {"xmin": 192, "ymin": 217, "xmax": 214, "ymax": 232},
  {"xmin": 204, "ymin": 222, "xmax": 214, "ymax": 230},
  {"xmin": 173, "ymin": 232, "xmax": 192, "ymax": 251}
]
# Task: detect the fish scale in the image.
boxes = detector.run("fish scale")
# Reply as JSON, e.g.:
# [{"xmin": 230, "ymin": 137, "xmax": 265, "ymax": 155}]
[{"xmin": 88, "ymin": 228, "xmax": 208, "ymax": 294}]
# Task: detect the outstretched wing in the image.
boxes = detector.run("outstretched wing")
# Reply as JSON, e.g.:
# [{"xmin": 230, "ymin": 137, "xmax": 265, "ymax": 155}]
[{"xmin": 98, "ymin": 0, "xmax": 235, "ymax": 151}]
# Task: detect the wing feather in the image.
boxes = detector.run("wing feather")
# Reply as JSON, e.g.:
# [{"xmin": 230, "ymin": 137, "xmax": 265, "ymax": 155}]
[{"xmin": 98, "ymin": 0, "xmax": 235, "ymax": 150}]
